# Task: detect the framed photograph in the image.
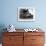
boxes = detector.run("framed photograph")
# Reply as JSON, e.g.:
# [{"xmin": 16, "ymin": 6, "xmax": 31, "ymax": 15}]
[{"xmin": 17, "ymin": 7, "xmax": 36, "ymax": 21}]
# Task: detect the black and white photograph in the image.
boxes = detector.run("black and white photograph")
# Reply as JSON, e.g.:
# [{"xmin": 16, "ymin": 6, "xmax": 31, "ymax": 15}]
[{"xmin": 18, "ymin": 7, "xmax": 36, "ymax": 21}]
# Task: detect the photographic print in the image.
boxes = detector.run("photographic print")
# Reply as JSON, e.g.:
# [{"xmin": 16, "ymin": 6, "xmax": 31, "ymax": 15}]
[{"xmin": 18, "ymin": 7, "xmax": 36, "ymax": 21}]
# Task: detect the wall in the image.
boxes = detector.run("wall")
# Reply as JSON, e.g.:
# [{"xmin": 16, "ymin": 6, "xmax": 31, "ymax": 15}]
[{"xmin": 0, "ymin": 0, "xmax": 46, "ymax": 30}]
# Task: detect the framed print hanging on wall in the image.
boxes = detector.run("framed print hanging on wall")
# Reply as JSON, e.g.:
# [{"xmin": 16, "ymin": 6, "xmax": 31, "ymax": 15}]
[{"xmin": 17, "ymin": 7, "xmax": 36, "ymax": 21}]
